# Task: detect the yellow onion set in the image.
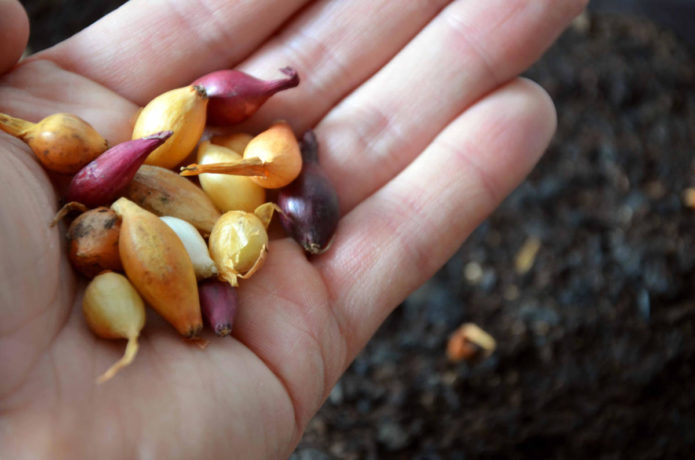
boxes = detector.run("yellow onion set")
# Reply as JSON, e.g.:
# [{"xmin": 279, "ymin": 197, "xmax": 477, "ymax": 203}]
[{"xmin": 1, "ymin": 66, "xmax": 343, "ymax": 383}]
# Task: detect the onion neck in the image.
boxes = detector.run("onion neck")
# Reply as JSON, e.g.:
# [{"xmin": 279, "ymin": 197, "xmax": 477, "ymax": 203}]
[
  {"xmin": 266, "ymin": 66, "xmax": 300, "ymax": 95},
  {"xmin": 0, "ymin": 113, "xmax": 34, "ymax": 138},
  {"xmin": 299, "ymin": 130, "xmax": 319, "ymax": 164}
]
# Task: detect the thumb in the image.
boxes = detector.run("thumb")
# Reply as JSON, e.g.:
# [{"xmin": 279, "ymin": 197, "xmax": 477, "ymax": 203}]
[{"xmin": 0, "ymin": 0, "xmax": 29, "ymax": 75}]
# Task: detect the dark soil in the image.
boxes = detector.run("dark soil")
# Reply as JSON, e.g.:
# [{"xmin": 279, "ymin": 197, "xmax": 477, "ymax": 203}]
[
  {"xmin": 295, "ymin": 12, "xmax": 695, "ymax": 460},
  {"xmin": 20, "ymin": 2, "xmax": 695, "ymax": 458}
]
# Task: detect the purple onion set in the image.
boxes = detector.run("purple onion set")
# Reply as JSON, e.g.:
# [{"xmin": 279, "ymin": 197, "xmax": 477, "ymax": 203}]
[
  {"xmin": 199, "ymin": 278, "xmax": 239, "ymax": 337},
  {"xmin": 65, "ymin": 131, "xmax": 173, "ymax": 207},
  {"xmin": 277, "ymin": 131, "xmax": 340, "ymax": 255},
  {"xmin": 192, "ymin": 67, "xmax": 300, "ymax": 126}
]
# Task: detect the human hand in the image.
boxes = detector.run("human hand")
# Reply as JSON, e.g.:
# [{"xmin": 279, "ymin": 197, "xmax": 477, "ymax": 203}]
[{"xmin": 0, "ymin": 0, "xmax": 587, "ymax": 458}]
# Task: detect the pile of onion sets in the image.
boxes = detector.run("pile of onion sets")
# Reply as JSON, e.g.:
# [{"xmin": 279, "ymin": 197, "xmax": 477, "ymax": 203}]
[{"xmin": 0, "ymin": 67, "xmax": 341, "ymax": 383}]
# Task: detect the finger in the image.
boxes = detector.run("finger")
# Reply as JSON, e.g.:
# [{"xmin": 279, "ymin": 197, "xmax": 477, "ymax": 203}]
[
  {"xmin": 316, "ymin": 0, "xmax": 587, "ymax": 213},
  {"xmin": 233, "ymin": 0, "xmax": 452, "ymax": 132},
  {"xmin": 0, "ymin": 60, "xmax": 139, "ymax": 144},
  {"xmin": 38, "ymin": 0, "xmax": 310, "ymax": 104},
  {"xmin": 317, "ymin": 78, "xmax": 557, "ymax": 358},
  {"xmin": 225, "ymin": 78, "xmax": 557, "ymax": 434},
  {"xmin": 0, "ymin": 135, "xmax": 75, "ymax": 400},
  {"xmin": 0, "ymin": 0, "xmax": 29, "ymax": 75}
]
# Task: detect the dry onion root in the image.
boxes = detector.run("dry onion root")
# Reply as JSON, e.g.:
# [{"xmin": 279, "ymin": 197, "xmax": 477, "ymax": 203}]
[
  {"xmin": 0, "ymin": 112, "xmax": 108, "ymax": 174},
  {"xmin": 82, "ymin": 271, "xmax": 145, "ymax": 383},
  {"xmin": 112, "ymin": 197, "xmax": 203, "ymax": 337},
  {"xmin": 208, "ymin": 202, "xmax": 279, "ymax": 287}
]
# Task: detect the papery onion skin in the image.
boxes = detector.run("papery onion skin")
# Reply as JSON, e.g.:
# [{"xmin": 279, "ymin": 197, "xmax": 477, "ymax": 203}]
[
  {"xmin": 244, "ymin": 120, "xmax": 302, "ymax": 189},
  {"xmin": 67, "ymin": 207, "xmax": 123, "ymax": 278},
  {"xmin": 0, "ymin": 112, "xmax": 107, "ymax": 174},
  {"xmin": 192, "ymin": 67, "xmax": 299, "ymax": 125},
  {"xmin": 277, "ymin": 131, "xmax": 340, "ymax": 255},
  {"xmin": 208, "ymin": 209, "xmax": 270, "ymax": 287},
  {"xmin": 112, "ymin": 197, "xmax": 203, "ymax": 338}
]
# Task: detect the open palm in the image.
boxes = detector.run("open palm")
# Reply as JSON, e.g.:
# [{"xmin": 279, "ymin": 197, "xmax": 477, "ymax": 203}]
[{"xmin": 0, "ymin": 0, "xmax": 586, "ymax": 458}]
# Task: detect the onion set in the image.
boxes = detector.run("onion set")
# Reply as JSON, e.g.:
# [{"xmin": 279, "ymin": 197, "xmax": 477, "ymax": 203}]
[
  {"xmin": 199, "ymin": 279, "xmax": 239, "ymax": 337},
  {"xmin": 192, "ymin": 67, "xmax": 299, "ymax": 125},
  {"xmin": 124, "ymin": 164, "xmax": 221, "ymax": 235},
  {"xmin": 112, "ymin": 197, "xmax": 203, "ymax": 337},
  {"xmin": 180, "ymin": 120, "xmax": 302, "ymax": 189},
  {"xmin": 208, "ymin": 202, "xmax": 279, "ymax": 287},
  {"xmin": 446, "ymin": 323, "xmax": 496, "ymax": 363},
  {"xmin": 64, "ymin": 131, "xmax": 173, "ymax": 208},
  {"xmin": 160, "ymin": 216, "xmax": 217, "ymax": 280},
  {"xmin": 0, "ymin": 112, "xmax": 107, "ymax": 174},
  {"xmin": 82, "ymin": 271, "xmax": 145, "ymax": 383},
  {"xmin": 15, "ymin": 63, "xmax": 349, "ymax": 381},
  {"xmin": 277, "ymin": 130, "xmax": 340, "ymax": 255},
  {"xmin": 66, "ymin": 207, "xmax": 123, "ymax": 278},
  {"xmin": 196, "ymin": 141, "xmax": 266, "ymax": 212},
  {"xmin": 132, "ymin": 85, "xmax": 208, "ymax": 169}
]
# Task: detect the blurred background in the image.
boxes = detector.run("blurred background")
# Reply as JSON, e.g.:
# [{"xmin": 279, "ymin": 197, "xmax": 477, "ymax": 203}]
[{"xmin": 19, "ymin": 1, "xmax": 695, "ymax": 458}]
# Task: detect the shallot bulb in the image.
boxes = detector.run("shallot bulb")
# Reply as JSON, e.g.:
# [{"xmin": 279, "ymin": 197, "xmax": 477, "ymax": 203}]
[
  {"xmin": 132, "ymin": 85, "xmax": 208, "ymax": 169},
  {"xmin": 112, "ymin": 197, "xmax": 203, "ymax": 338},
  {"xmin": 66, "ymin": 207, "xmax": 123, "ymax": 278},
  {"xmin": 277, "ymin": 131, "xmax": 340, "ymax": 254},
  {"xmin": 160, "ymin": 216, "xmax": 217, "ymax": 280},
  {"xmin": 64, "ymin": 131, "xmax": 172, "ymax": 207},
  {"xmin": 0, "ymin": 112, "xmax": 107, "ymax": 174},
  {"xmin": 124, "ymin": 165, "xmax": 221, "ymax": 235},
  {"xmin": 192, "ymin": 67, "xmax": 299, "ymax": 125},
  {"xmin": 82, "ymin": 271, "xmax": 145, "ymax": 383},
  {"xmin": 199, "ymin": 278, "xmax": 239, "ymax": 337},
  {"xmin": 208, "ymin": 202, "xmax": 278, "ymax": 287},
  {"xmin": 196, "ymin": 141, "xmax": 266, "ymax": 213},
  {"xmin": 180, "ymin": 121, "xmax": 302, "ymax": 189}
]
